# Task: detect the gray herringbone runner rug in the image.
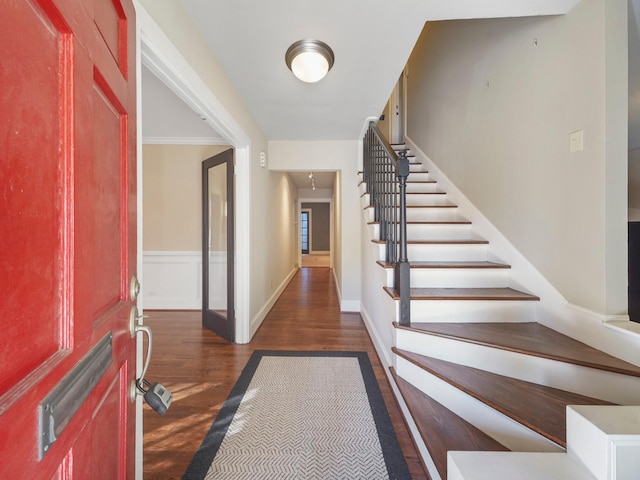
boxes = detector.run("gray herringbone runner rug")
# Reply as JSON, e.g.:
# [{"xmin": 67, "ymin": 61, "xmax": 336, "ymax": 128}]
[{"xmin": 183, "ymin": 350, "xmax": 411, "ymax": 480}]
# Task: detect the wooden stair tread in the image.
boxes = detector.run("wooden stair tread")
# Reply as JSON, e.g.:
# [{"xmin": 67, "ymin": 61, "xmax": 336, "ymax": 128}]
[
  {"xmin": 406, "ymin": 204, "xmax": 457, "ymax": 209},
  {"xmin": 391, "ymin": 367, "xmax": 508, "ymax": 480},
  {"xmin": 369, "ymin": 221, "xmax": 472, "ymax": 225},
  {"xmin": 377, "ymin": 260, "xmax": 509, "ymax": 269},
  {"xmin": 395, "ymin": 322, "xmax": 640, "ymax": 378},
  {"xmin": 407, "ymin": 192, "xmax": 446, "ymax": 195},
  {"xmin": 372, "ymin": 239, "xmax": 488, "ymax": 245},
  {"xmin": 384, "ymin": 287, "xmax": 539, "ymax": 301},
  {"xmin": 393, "ymin": 348, "xmax": 615, "ymax": 447},
  {"xmin": 364, "ymin": 204, "xmax": 458, "ymax": 210}
]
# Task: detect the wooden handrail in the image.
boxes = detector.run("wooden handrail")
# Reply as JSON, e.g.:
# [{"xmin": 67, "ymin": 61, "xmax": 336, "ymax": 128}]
[{"xmin": 363, "ymin": 121, "xmax": 411, "ymax": 325}]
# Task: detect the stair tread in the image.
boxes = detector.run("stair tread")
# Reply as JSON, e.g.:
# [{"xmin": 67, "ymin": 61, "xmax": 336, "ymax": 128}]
[
  {"xmin": 373, "ymin": 239, "xmax": 488, "ymax": 245},
  {"xmin": 393, "ymin": 347, "xmax": 615, "ymax": 447},
  {"xmin": 364, "ymin": 204, "xmax": 458, "ymax": 210},
  {"xmin": 377, "ymin": 260, "xmax": 509, "ymax": 269},
  {"xmin": 369, "ymin": 221, "xmax": 472, "ymax": 225},
  {"xmin": 396, "ymin": 322, "xmax": 640, "ymax": 378},
  {"xmin": 384, "ymin": 287, "xmax": 539, "ymax": 301},
  {"xmin": 390, "ymin": 367, "xmax": 509, "ymax": 480}
]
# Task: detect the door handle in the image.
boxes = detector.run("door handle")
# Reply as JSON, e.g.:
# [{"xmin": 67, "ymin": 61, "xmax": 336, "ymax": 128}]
[
  {"xmin": 129, "ymin": 307, "xmax": 172, "ymax": 414},
  {"xmin": 129, "ymin": 307, "xmax": 151, "ymax": 386}
]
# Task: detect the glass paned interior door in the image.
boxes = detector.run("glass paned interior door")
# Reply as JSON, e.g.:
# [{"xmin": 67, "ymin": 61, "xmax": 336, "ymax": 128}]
[
  {"xmin": 208, "ymin": 162, "xmax": 228, "ymax": 318},
  {"xmin": 202, "ymin": 148, "xmax": 234, "ymax": 342}
]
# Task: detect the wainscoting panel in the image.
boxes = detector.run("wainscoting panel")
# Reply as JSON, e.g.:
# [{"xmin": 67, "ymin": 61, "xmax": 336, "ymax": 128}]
[{"xmin": 142, "ymin": 251, "xmax": 202, "ymax": 310}]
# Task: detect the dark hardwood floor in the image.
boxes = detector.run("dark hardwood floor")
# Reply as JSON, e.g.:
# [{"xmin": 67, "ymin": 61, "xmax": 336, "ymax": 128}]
[{"xmin": 143, "ymin": 267, "xmax": 428, "ymax": 479}]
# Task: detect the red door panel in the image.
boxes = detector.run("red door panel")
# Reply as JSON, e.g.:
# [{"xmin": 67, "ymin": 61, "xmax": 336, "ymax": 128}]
[{"xmin": 0, "ymin": 0, "xmax": 137, "ymax": 478}]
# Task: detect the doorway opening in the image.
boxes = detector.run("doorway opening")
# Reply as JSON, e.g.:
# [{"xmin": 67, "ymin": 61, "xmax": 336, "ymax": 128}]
[{"xmin": 299, "ymin": 201, "xmax": 331, "ymax": 268}]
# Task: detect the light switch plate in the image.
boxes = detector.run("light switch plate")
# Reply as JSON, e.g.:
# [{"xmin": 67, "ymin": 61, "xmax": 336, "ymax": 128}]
[{"xmin": 570, "ymin": 130, "xmax": 584, "ymax": 153}]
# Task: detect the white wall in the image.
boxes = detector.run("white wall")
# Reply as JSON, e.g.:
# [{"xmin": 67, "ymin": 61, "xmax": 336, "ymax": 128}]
[
  {"xmin": 269, "ymin": 140, "xmax": 361, "ymax": 310},
  {"xmin": 139, "ymin": 0, "xmax": 298, "ymax": 338},
  {"xmin": 406, "ymin": 0, "xmax": 628, "ymax": 315}
]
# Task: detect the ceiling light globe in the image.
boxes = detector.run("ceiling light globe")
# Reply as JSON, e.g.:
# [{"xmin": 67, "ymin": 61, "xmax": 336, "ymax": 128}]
[
  {"xmin": 286, "ymin": 39, "xmax": 334, "ymax": 84},
  {"xmin": 291, "ymin": 51, "xmax": 329, "ymax": 83}
]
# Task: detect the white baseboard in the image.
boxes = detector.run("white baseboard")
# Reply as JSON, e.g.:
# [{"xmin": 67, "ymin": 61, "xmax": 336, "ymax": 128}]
[
  {"xmin": 360, "ymin": 305, "xmax": 394, "ymax": 367},
  {"xmin": 249, "ymin": 267, "xmax": 297, "ymax": 339},
  {"xmin": 331, "ymin": 268, "xmax": 361, "ymax": 312},
  {"xmin": 340, "ymin": 300, "xmax": 361, "ymax": 312}
]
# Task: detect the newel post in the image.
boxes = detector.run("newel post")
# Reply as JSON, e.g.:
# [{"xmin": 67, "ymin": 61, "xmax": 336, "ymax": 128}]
[{"xmin": 395, "ymin": 150, "xmax": 410, "ymax": 325}]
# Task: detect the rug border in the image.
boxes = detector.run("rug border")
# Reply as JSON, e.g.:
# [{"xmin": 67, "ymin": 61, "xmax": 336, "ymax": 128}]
[{"xmin": 182, "ymin": 350, "xmax": 411, "ymax": 480}]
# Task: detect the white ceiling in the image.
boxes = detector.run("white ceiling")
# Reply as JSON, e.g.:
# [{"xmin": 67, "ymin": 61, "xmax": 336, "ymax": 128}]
[
  {"xmin": 141, "ymin": 0, "xmax": 586, "ymax": 187},
  {"xmin": 176, "ymin": 0, "xmax": 581, "ymax": 141}
]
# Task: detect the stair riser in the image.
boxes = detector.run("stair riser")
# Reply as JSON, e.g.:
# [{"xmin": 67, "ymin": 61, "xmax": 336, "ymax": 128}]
[
  {"xmin": 408, "ymin": 243, "xmax": 488, "ymax": 261},
  {"xmin": 359, "ymin": 185, "xmax": 442, "ymax": 198},
  {"xmin": 406, "ymin": 172, "xmax": 431, "ymax": 181},
  {"xmin": 397, "ymin": 299, "xmax": 537, "ymax": 323},
  {"xmin": 363, "ymin": 205, "xmax": 466, "ymax": 223},
  {"xmin": 406, "ymin": 194, "xmax": 451, "ymax": 207},
  {"xmin": 395, "ymin": 357, "xmax": 563, "ymax": 452},
  {"xmin": 381, "ymin": 267, "xmax": 511, "ymax": 288},
  {"xmin": 406, "ymin": 183, "xmax": 440, "ymax": 193},
  {"xmin": 395, "ymin": 329, "xmax": 640, "ymax": 404},
  {"xmin": 370, "ymin": 223, "xmax": 473, "ymax": 241},
  {"xmin": 375, "ymin": 242, "xmax": 488, "ymax": 262}
]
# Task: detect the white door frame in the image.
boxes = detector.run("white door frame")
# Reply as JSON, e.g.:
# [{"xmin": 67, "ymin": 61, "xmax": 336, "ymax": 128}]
[
  {"xmin": 134, "ymin": 2, "xmax": 252, "ymax": 477},
  {"xmin": 390, "ymin": 69, "xmax": 407, "ymax": 144}
]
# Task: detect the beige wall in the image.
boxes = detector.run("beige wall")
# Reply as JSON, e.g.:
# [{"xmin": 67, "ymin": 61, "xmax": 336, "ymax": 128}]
[
  {"xmin": 143, "ymin": 144, "xmax": 229, "ymax": 251},
  {"xmin": 301, "ymin": 202, "xmax": 331, "ymax": 252},
  {"xmin": 406, "ymin": 0, "xmax": 628, "ymax": 314},
  {"xmin": 140, "ymin": 0, "xmax": 298, "ymax": 333}
]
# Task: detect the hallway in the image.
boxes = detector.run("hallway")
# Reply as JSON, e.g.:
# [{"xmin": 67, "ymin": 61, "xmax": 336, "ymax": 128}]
[{"xmin": 143, "ymin": 267, "xmax": 428, "ymax": 479}]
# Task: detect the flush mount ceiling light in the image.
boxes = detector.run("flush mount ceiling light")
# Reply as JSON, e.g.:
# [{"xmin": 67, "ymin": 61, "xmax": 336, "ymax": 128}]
[{"xmin": 285, "ymin": 39, "xmax": 335, "ymax": 83}]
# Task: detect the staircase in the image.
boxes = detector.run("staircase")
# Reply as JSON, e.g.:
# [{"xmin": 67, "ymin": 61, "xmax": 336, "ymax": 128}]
[{"xmin": 358, "ymin": 139, "xmax": 640, "ymax": 480}]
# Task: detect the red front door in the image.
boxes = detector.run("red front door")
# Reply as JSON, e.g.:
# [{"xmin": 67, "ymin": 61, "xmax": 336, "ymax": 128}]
[{"xmin": 0, "ymin": 0, "xmax": 137, "ymax": 478}]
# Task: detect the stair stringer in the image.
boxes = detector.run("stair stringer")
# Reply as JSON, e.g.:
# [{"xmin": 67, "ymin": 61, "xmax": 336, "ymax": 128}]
[{"xmin": 404, "ymin": 136, "xmax": 640, "ymax": 367}]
